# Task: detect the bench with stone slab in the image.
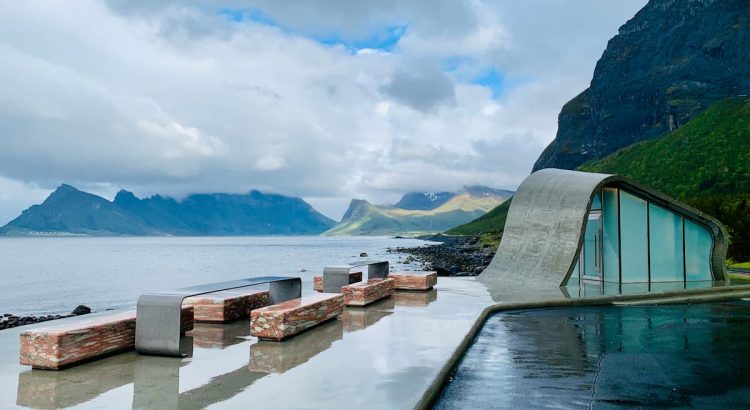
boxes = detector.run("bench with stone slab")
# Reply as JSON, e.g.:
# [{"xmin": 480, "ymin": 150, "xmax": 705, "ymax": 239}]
[
  {"xmin": 19, "ymin": 307, "xmax": 194, "ymax": 370},
  {"xmin": 387, "ymin": 271, "xmax": 438, "ymax": 291},
  {"xmin": 250, "ymin": 293, "xmax": 343, "ymax": 341},
  {"xmin": 312, "ymin": 271, "xmax": 362, "ymax": 292},
  {"xmin": 135, "ymin": 276, "xmax": 301, "ymax": 356},
  {"xmin": 184, "ymin": 289, "xmax": 270, "ymax": 323},
  {"xmin": 341, "ymin": 278, "xmax": 395, "ymax": 306},
  {"xmin": 322, "ymin": 260, "xmax": 393, "ymax": 306}
]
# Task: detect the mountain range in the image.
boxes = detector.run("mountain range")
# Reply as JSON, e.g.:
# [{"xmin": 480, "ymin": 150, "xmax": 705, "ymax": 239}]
[
  {"xmin": 325, "ymin": 186, "xmax": 512, "ymax": 236},
  {"xmin": 0, "ymin": 185, "xmax": 336, "ymax": 236}
]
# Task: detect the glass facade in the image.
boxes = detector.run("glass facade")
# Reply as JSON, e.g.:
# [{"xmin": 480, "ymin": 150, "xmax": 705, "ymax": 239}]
[
  {"xmin": 569, "ymin": 186, "xmax": 715, "ymax": 288},
  {"xmin": 649, "ymin": 203, "xmax": 684, "ymax": 282},
  {"xmin": 619, "ymin": 191, "xmax": 648, "ymax": 283},
  {"xmin": 602, "ymin": 188, "xmax": 619, "ymax": 282},
  {"xmin": 685, "ymin": 220, "xmax": 713, "ymax": 281}
]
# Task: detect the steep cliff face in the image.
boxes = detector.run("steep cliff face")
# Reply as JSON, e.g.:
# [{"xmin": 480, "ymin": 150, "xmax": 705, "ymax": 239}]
[{"xmin": 534, "ymin": 0, "xmax": 750, "ymax": 171}]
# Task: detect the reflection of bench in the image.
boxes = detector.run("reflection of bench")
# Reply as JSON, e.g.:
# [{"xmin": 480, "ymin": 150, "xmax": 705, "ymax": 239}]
[
  {"xmin": 249, "ymin": 319, "xmax": 344, "ymax": 373},
  {"xmin": 392, "ymin": 289, "xmax": 438, "ymax": 307},
  {"xmin": 341, "ymin": 278, "xmax": 395, "ymax": 306},
  {"xmin": 250, "ymin": 293, "xmax": 343, "ymax": 341},
  {"xmin": 387, "ymin": 271, "xmax": 438, "ymax": 291},
  {"xmin": 184, "ymin": 289, "xmax": 269, "ymax": 323},
  {"xmin": 136, "ymin": 276, "xmax": 301, "ymax": 356},
  {"xmin": 19, "ymin": 308, "xmax": 194, "ymax": 370},
  {"xmin": 313, "ymin": 271, "xmax": 362, "ymax": 292}
]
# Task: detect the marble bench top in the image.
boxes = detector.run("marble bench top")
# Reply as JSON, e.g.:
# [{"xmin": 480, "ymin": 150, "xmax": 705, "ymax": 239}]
[
  {"xmin": 343, "ymin": 279, "xmax": 389, "ymax": 289},
  {"xmin": 389, "ymin": 271, "xmax": 436, "ymax": 277},
  {"xmin": 253, "ymin": 293, "xmax": 342, "ymax": 314},
  {"xmin": 21, "ymin": 307, "xmax": 194, "ymax": 337}
]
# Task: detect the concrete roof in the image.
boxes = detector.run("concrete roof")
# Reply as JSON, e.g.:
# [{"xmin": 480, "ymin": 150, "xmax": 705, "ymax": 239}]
[{"xmin": 478, "ymin": 168, "xmax": 728, "ymax": 302}]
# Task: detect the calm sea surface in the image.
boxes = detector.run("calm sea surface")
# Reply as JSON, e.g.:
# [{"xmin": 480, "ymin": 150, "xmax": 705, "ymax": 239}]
[{"xmin": 0, "ymin": 236, "xmax": 432, "ymax": 316}]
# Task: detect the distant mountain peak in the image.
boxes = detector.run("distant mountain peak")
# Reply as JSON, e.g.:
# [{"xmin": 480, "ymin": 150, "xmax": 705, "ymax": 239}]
[
  {"xmin": 51, "ymin": 183, "xmax": 80, "ymax": 195},
  {"xmin": 113, "ymin": 189, "xmax": 138, "ymax": 203}
]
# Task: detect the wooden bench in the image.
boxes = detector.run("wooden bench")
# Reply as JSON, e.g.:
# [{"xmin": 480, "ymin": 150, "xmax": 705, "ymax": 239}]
[
  {"xmin": 250, "ymin": 293, "xmax": 343, "ymax": 341},
  {"xmin": 341, "ymin": 278, "xmax": 395, "ymax": 306},
  {"xmin": 19, "ymin": 307, "xmax": 193, "ymax": 370},
  {"xmin": 313, "ymin": 271, "xmax": 362, "ymax": 292},
  {"xmin": 387, "ymin": 270, "xmax": 437, "ymax": 290},
  {"xmin": 184, "ymin": 289, "xmax": 269, "ymax": 323}
]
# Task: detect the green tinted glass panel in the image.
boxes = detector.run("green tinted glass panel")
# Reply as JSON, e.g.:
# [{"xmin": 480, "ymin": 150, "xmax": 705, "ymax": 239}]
[
  {"xmin": 685, "ymin": 220, "xmax": 713, "ymax": 281},
  {"xmin": 602, "ymin": 188, "xmax": 619, "ymax": 282},
  {"xmin": 583, "ymin": 214, "xmax": 601, "ymax": 279},
  {"xmin": 619, "ymin": 191, "xmax": 648, "ymax": 283},
  {"xmin": 591, "ymin": 192, "xmax": 602, "ymax": 210},
  {"xmin": 648, "ymin": 204, "xmax": 684, "ymax": 282}
]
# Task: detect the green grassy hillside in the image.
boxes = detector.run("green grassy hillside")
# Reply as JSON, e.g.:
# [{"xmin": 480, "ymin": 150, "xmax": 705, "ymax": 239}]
[
  {"xmin": 445, "ymin": 198, "xmax": 512, "ymax": 236},
  {"xmin": 581, "ymin": 96, "xmax": 750, "ymax": 261}
]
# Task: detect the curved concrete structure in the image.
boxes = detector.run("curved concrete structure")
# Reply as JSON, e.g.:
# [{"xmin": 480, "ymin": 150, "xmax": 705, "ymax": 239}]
[{"xmin": 479, "ymin": 168, "xmax": 728, "ymax": 302}]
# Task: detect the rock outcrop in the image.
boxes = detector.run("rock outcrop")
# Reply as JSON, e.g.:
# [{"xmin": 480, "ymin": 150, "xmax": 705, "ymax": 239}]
[{"xmin": 535, "ymin": 0, "xmax": 750, "ymax": 171}]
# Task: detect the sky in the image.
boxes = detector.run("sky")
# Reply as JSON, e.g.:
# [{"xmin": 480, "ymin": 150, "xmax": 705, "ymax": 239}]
[{"xmin": 0, "ymin": 0, "xmax": 648, "ymax": 224}]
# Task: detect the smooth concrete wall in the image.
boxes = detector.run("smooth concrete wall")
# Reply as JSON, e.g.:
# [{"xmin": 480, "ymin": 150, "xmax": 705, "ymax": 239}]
[{"xmin": 478, "ymin": 168, "xmax": 729, "ymax": 303}]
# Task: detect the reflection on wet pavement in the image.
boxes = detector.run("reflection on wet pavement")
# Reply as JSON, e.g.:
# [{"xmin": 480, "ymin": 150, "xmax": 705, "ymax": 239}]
[
  {"xmin": 188, "ymin": 321, "xmax": 252, "ymax": 349},
  {"xmin": 437, "ymin": 300, "xmax": 750, "ymax": 409},
  {"xmin": 249, "ymin": 319, "xmax": 344, "ymax": 373},
  {"xmin": 392, "ymin": 289, "xmax": 438, "ymax": 307},
  {"xmin": 17, "ymin": 337, "xmax": 193, "ymax": 410},
  {"xmin": 342, "ymin": 298, "xmax": 394, "ymax": 332}
]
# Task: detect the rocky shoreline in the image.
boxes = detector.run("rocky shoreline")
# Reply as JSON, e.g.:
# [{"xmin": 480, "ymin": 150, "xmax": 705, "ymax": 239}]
[
  {"xmin": 389, "ymin": 234, "xmax": 497, "ymax": 276},
  {"xmin": 0, "ymin": 305, "xmax": 91, "ymax": 330}
]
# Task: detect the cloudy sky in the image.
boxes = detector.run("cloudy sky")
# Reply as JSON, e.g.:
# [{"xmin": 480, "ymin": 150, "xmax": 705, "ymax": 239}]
[{"xmin": 0, "ymin": 0, "xmax": 647, "ymax": 223}]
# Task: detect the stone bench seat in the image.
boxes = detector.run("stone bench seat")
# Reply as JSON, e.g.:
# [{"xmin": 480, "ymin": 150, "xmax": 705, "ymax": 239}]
[
  {"xmin": 250, "ymin": 293, "xmax": 343, "ymax": 341},
  {"xmin": 387, "ymin": 271, "xmax": 438, "ymax": 291},
  {"xmin": 313, "ymin": 271, "xmax": 362, "ymax": 292},
  {"xmin": 341, "ymin": 278, "xmax": 395, "ymax": 306},
  {"xmin": 185, "ymin": 289, "xmax": 269, "ymax": 323},
  {"xmin": 20, "ymin": 307, "xmax": 193, "ymax": 370}
]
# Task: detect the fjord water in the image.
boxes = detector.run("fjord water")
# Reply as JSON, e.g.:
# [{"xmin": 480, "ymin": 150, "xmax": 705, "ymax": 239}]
[
  {"xmin": 0, "ymin": 236, "xmax": 429, "ymax": 316},
  {"xmin": 437, "ymin": 302, "xmax": 750, "ymax": 409}
]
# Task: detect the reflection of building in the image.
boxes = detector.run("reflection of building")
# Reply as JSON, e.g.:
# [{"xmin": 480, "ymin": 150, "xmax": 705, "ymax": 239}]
[
  {"xmin": 444, "ymin": 304, "xmax": 750, "ymax": 408},
  {"xmin": 480, "ymin": 169, "xmax": 728, "ymax": 298}
]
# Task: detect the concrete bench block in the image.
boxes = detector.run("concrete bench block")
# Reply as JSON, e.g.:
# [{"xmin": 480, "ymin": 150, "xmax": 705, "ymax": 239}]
[
  {"xmin": 184, "ymin": 290, "xmax": 269, "ymax": 323},
  {"xmin": 341, "ymin": 278, "xmax": 395, "ymax": 306},
  {"xmin": 387, "ymin": 271, "xmax": 438, "ymax": 291},
  {"xmin": 20, "ymin": 307, "xmax": 193, "ymax": 370},
  {"xmin": 250, "ymin": 293, "xmax": 343, "ymax": 341},
  {"xmin": 313, "ymin": 271, "xmax": 362, "ymax": 292}
]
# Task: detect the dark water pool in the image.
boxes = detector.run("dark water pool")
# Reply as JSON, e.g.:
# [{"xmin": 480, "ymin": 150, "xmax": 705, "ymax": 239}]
[{"xmin": 436, "ymin": 301, "xmax": 750, "ymax": 409}]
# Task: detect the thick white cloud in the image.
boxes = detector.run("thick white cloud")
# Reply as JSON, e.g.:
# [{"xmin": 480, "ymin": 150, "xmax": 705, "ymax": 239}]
[{"xmin": 0, "ymin": 0, "xmax": 646, "ymax": 223}]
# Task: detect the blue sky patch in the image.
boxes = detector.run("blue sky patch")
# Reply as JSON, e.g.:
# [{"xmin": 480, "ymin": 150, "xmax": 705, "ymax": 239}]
[
  {"xmin": 220, "ymin": 8, "xmax": 404, "ymax": 53},
  {"xmin": 473, "ymin": 69, "xmax": 504, "ymax": 99}
]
